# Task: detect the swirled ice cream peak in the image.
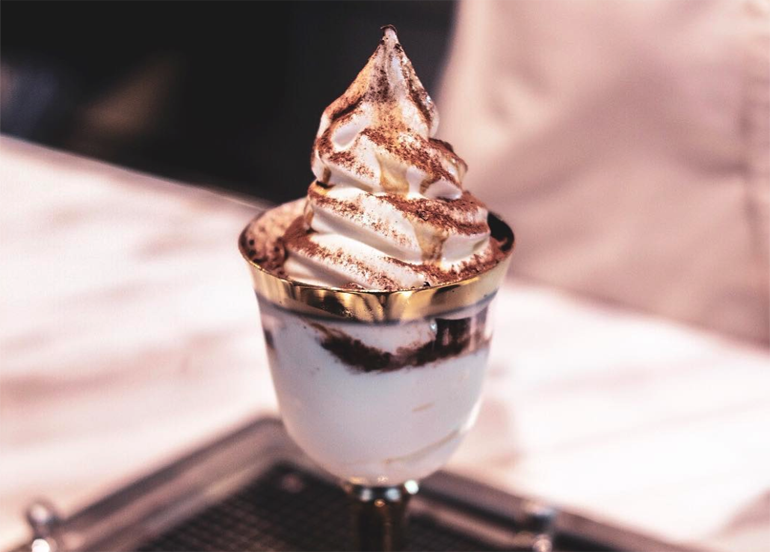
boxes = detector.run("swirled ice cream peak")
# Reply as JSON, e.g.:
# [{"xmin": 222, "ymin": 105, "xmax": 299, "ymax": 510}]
[
  {"xmin": 247, "ymin": 26, "xmax": 503, "ymax": 291},
  {"xmin": 311, "ymin": 25, "xmax": 466, "ymax": 199}
]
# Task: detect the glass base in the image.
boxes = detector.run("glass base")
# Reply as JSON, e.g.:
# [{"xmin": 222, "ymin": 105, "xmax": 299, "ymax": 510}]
[{"xmin": 345, "ymin": 481, "xmax": 419, "ymax": 551}]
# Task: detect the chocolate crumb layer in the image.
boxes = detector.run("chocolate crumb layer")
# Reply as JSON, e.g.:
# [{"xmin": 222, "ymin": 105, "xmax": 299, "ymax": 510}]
[
  {"xmin": 310, "ymin": 307, "xmax": 489, "ymax": 373},
  {"xmin": 242, "ymin": 200, "xmax": 305, "ymax": 277}
]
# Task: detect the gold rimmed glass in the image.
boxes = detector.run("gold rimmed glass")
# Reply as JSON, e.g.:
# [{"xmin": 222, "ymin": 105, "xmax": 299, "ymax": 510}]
[{"xmin": 239, "ymin": 210, "xmax": 514, "ymax": 550}]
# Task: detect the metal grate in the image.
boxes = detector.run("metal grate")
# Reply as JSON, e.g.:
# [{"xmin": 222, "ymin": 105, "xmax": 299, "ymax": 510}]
[
  {"xmin": 8, "ymin": 418, "xmax": 691, "ymax": 552},
  {"xmin": 135, "ymin": 464, "xmax": 503, "ymax": 552}
]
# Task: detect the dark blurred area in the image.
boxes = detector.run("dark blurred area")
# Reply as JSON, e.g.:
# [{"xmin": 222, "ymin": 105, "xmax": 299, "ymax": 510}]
[{"xmin": 0, "ymin": 1, "xmax": 456, "ymax": 202}]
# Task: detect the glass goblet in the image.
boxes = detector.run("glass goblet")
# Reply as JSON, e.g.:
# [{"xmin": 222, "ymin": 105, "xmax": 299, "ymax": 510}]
[{"xmin": 239, "ymin": 210, "xmax": 514, "ymax": 551}]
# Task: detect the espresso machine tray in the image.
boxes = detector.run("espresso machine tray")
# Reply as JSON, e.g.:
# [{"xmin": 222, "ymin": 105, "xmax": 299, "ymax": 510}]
[{"xmin": 11, "ymin": 417, "xmax": 697, "ymax": 552}]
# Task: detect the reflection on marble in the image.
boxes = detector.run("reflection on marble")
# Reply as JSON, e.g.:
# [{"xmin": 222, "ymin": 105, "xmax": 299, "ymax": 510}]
[{"xmin": 1, "ymin": 138, "xmax": 769, "ymax": 551}]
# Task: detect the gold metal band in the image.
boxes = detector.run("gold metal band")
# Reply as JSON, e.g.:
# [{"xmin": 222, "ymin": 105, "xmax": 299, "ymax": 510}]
[{"xmin": 239, "ymin": 212, "xmax": 514, "ymax": 323}]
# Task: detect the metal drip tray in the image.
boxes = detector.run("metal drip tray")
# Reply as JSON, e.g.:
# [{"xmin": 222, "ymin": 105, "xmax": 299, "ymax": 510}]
[
  {"xmin": 136, "ymin": 463, "xmax": 507, "ymax": 552},
  {"xmin": 10, "ymin": 418, "xmax": 697, "ymax": 552}
]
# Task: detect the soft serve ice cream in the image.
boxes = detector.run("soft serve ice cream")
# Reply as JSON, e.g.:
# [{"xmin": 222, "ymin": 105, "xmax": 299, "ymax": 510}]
[
  {"xmin": 240, "ymin": 26, "xmax": 513, "ymax": 486},
  {"xmin": 245, "ymin": 25, "xmax": 503, "ymax": 290}
]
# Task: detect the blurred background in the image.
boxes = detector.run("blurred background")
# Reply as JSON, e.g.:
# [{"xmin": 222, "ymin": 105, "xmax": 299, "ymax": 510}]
[{"xmin": 1, "ymin": 1, "xmax": 455, "ymax": 203}]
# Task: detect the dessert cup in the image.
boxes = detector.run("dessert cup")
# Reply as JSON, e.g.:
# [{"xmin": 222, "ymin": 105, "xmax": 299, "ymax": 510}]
[{"xmin": 239, "ymin": 210, "xmax": 514, "ymax": 550}]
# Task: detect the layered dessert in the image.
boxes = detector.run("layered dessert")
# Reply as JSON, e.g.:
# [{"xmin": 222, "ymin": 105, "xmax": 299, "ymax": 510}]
[{"xmin": 240, "ymin": 26, "xmax": 512, "ymax": 485}]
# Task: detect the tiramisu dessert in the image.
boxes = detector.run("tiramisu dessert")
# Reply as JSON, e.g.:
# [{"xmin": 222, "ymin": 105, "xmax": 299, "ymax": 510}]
[{"xmin": 240, "ymin": 26, "xmax": 514, "ymax": 486}]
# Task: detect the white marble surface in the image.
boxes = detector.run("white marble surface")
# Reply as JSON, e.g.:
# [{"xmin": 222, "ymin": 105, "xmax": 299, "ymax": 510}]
[{"xmin": 1, "ymin": 137, "xmax": 769, "ymax": 551}]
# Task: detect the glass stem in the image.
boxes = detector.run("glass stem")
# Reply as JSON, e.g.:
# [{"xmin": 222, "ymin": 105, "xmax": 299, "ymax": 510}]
[{"xmin": 345, "ymin": 480, "xmax": 419, "ymax": 551}]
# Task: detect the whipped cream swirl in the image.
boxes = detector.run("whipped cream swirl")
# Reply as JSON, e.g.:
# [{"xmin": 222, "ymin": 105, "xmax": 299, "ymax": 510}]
[{"xmin": 283, "ymin": 26, "xmax": 499, "ymax": 290}]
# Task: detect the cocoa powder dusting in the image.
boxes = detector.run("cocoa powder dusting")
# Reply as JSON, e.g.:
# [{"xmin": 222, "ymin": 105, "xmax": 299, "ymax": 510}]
[
  {"xmin": 379, "ymin": 192, "xmax": 489, "ymax": 236},
  {"xmin": 405, "ymin": 64, "xmax": 433, "ymax": 127},
  {"xmin": 317, "ymin": 126, "xmax": 375, "ymax": 181},
  {"xmin": 308, "ymin": 186, "xmax": 368, "ymax": 227},
  {"xmin": 328, "ymin": 150, "xmax": 356, "ymax": 167},
  {"xmin": 431, "ymin": 138, "xmax": 455, "ymax": 154},
  {"xmin": 386, "ymin": 237, "xmax": 505, "ymax": 286},
  {"xmin": 282, "ymin": 216, "xmax": 401, "ymax": 290},
  {"xmin": 362, "ymin": 127, "xmax": 463, "ymax": 190},
  {"xmin": 246, "ymin": 195, "xmax": 505, "ymax": 291},
  {"xmin": 246, "ymin": 27, "xmax": 510, "ymax": 292},
  {"xmin": 310, "ymin": 26, "xmax": 463, "ymax": 191},
  {"xmin": 328, "ymin": 93, "xmax": 364, "ymax": 124}
]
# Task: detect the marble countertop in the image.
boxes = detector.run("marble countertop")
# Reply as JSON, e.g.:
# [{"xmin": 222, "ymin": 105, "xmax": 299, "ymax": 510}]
[{"xmin": 1, "ymin": 137, "xmax": 768, "ymax": 551}]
